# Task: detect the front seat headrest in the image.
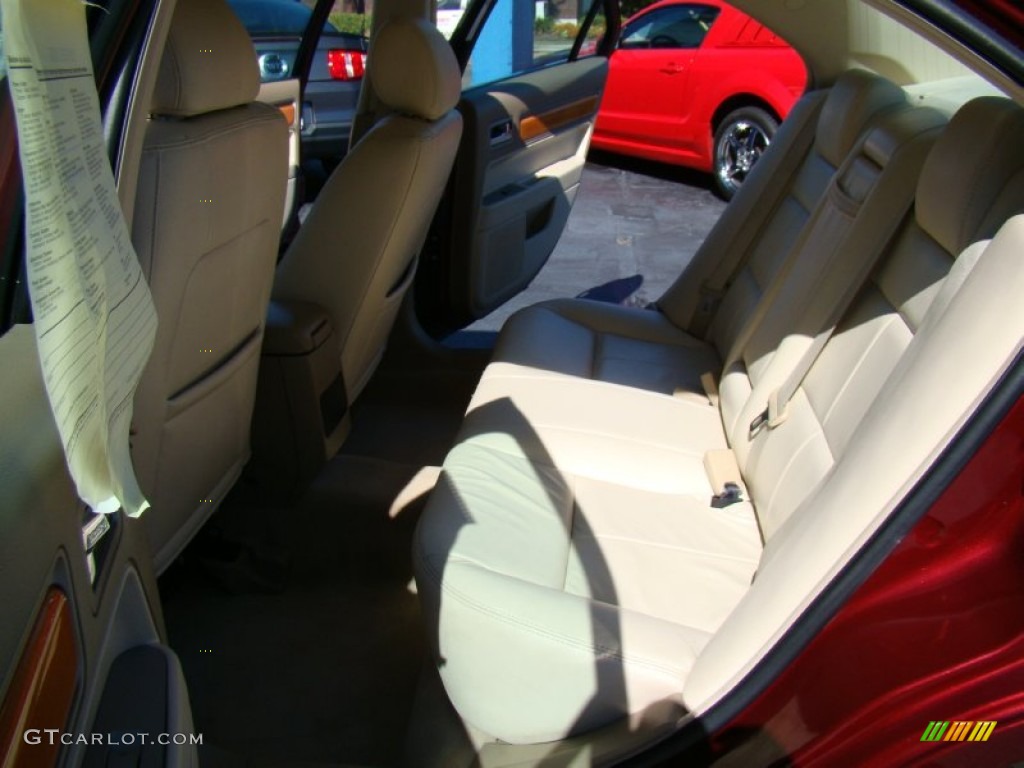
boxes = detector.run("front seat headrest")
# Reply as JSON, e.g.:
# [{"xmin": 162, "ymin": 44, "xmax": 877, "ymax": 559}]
[
  {"xmin": 369, "ymin": 17, "xmax": 461, "ymax": 121},
  {"xmin": 153, "ymin": 0, "xmax": 260, "ymax": 118}
]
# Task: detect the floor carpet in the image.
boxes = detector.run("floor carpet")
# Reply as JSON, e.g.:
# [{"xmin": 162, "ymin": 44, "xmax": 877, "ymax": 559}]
[{"xmin": 161, "ymin": 362, "xmax": 481, "ymax": 767}]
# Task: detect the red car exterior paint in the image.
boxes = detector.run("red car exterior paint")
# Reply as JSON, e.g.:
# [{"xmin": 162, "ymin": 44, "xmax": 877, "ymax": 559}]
[
  {"xmin": 591, "ymin": 0, "xmax": 806, "ymax": 172},
  {"xmin": 701, "ymin": 393, "xmax": 1024, "ymax": 765},
  {"xmin": 953, "ymin": 0, "xmax": 1024, "ymax": 45}
]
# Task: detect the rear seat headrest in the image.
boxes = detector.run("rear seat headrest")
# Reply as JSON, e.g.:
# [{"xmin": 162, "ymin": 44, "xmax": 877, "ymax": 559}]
[
  {"xmin": 369, "ymin": 18, "xmax": 461, "ymax": 121},
  {"xmin": 917, "ymin": 96, "xmax": 1024, "ymax": 255},
  {"xmin": 816, "ymin": 69, "xmax": 907, "ymax": 167},
  {"xmin": 152, "ymin": 0, "xmax": 260, "ymax": 118}
]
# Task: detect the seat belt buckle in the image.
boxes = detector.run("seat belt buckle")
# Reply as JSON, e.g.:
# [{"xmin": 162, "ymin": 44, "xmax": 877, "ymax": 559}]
[
  {"xmin": 697, "ymin": 283, "xmax": 725, "ymax": 315},
  {"xmin": 749, "ymin": 409, "xmax": 769, "ymax": 439},
  {"xmin": 749, "ymin": 389, "xmax": 790, "ymax": 439},
  {"xmin": 700, "ymin": 371, "xmax": 720, "ymax": 408},
  {"xmin": 704, "ymin": 448, "xmax": 746, "ymax": 508},
  {"xmin": 711, "ymin": 482, "xmax": 743, "ymax": 509}
]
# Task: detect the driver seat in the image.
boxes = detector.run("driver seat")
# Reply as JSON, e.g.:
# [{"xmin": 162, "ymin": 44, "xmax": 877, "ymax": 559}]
[{"xmin": 272, "ymin": 18, "xmax": 463, "ymax": 402}]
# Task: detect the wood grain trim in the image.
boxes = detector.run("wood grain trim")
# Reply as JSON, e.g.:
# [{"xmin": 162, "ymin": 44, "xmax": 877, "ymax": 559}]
[
  {"xmin": 0, "ymin": 589, "xmax": 79, "ymax": 768},
  {"xmin": 277, "ymin": 103, "xmax": 296, "ymax": 127},
  {"xmin": 519, "ymin": 96, "xmax": 600, "ymax": 142}
]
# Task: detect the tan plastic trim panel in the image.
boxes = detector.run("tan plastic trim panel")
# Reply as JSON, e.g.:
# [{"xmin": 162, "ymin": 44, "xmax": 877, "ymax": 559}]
[
  {"xmin": 257, "ymin": 78, "xmax": 303, "ymax": 227},
  {"xmin": 519, "ymin": 96, "xmax": 601, "ymax": 143},
  {"xmin": 0, "ymin": 588, "xmax": 78, "ymax": 768}
]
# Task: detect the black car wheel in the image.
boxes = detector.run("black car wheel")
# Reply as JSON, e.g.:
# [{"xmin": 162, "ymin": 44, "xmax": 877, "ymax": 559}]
[{"xmin": 713, "ymin": 106, "xmax": 778, "ymax": 201}]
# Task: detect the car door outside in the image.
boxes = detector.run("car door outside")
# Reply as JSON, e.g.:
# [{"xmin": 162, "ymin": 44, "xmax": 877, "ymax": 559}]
[{"xmin": 598, "ymin": 3, "xmax": 721, "ymax": 152}]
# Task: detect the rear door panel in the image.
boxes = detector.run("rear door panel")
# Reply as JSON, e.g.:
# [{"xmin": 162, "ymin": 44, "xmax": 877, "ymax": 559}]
[
  {"xmin": 0, "ymin": 326, "xmax": 198, "ymax": 767},
  {"xmin": 448, "ymin": 58, "xmax": 607, "ymax": 319},
  {"xmin": 0, "ymin": 1, "xmax": 197, "ymax": 761},
  {"xmin": 255, "ymin": 78, "xmax": 303, "ymax": 228},
  {"xmin": 412, "ymin": 0, "xmax": 616, "ymax": 334}
]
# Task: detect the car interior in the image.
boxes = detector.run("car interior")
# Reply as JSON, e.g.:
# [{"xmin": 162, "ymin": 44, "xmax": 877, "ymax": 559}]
[
  {"xmin": 0, "ymin": 0, "xmax": 1022, "ymax": 766},
  {"xmin": 131, "ymin": 0, "xmax": 292, "ymax": 573}
]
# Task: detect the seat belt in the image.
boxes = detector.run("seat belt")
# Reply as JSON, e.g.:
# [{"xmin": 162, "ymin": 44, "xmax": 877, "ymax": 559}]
[
  {"xmin": 749, "ymin": 196, "xmax": 917, "ymax": 439},
  {"xmin": 673, "ymin": 371, "xmax": 719, "ymax": 406},
  {"xmin": 688, "ymin": 92, "xmax": 828, "ymax": 339},
  {"xmin": 704, "ymin": 448, "xmax": 746, "ymax": 508}
]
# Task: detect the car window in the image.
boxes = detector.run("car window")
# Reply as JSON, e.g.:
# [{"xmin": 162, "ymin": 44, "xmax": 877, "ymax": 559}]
[
  {"xmin": 577, "ymin": 5, "xmax": 608, "ymax": 59},
  {"xmin": 620, "ymin": 4, "xmax": 720, "ymax": 50},
  {"xmin": 226, "ymin": 0, "xmax": 368, "ymax": 84},
  {"xmin": 437, "ymin": 0, "xmax": 469, "ymax": 40},
  {"xmin": 226, "ymin": 0, "xmax": 339, "ymax": 37},
  {"xmin": 464, "ymin": 0, "xmax": 606, "ymax": 89}
]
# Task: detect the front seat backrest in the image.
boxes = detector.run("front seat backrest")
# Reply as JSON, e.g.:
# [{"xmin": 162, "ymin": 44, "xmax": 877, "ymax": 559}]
[
  {"xmin": 272, "ymin": 18, "xmax": 463, "ymax": 402},
  {"xmin": 131, "ymin": 0, "xmax": 288, "ymax": 572}
]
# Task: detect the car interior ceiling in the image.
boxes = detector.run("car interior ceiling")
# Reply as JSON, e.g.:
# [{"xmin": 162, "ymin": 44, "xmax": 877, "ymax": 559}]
[{"xmin": 0, "ymin": 0, "xmax": 1021, "ymax": 765}]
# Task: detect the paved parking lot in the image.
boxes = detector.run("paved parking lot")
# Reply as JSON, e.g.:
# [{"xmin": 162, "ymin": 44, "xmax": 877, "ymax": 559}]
[{"xmin": 467, "ymin": 150, "xmax": 729, "ymax": 332}]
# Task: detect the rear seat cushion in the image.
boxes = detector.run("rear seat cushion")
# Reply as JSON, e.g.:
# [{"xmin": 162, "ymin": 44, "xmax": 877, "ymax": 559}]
[
  {"xmin": 463, "ymin": 363, "xmax": 727, "ymax": 495},
  {"xmin": 415, "ymin": 417, "xmax": 761, "ymax": 744},
  {"xmin": 493, "ymin": 299, "xmax": 719, "ymax": 396}
]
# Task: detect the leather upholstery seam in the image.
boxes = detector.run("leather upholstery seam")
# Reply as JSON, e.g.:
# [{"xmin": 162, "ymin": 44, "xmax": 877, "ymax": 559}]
[
  {"xmin": 571, "ymin": 531, "xmax": 762, "ymax": 566},
  {"xmin": 420, "ymin": 559, "xmax": 700, "ymax": 678}
]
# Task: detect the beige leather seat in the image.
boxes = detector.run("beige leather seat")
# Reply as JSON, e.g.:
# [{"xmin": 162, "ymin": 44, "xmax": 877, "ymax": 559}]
[
  {"xmin": 272, "ymin": 18, "xmax": 463, "ymax": 403},
  {"xmin": 492, "ymin": 69, "xmax": 907, "ymax": 396},
  {"xmin": 131, "ymin": 0, "xmax": 288, "ymax": 573},
  {"xmin": 413, "ymin": 95, "xmax": 1024, "ymax": 745}
]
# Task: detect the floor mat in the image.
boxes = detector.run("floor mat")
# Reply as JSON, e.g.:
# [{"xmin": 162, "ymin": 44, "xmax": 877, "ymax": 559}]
[
  {"xmin": 161, "ymin": 333, "xmax": 482, "ymax": 766},
  {"xmin": 162, "ymin": 455, "xmax": 438, "ymax": 767},
  {"xmin": 342, "ymin": 367, "xmax": 480, "ymax": 467}
]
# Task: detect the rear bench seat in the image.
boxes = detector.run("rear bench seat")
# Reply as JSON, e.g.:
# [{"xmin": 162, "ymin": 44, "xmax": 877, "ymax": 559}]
[
  {"xmin": 413, "ymin": 90, "xmax": 1024, "ymax": 746},
  {"xmin": 492, "ymin": 69, "xmax": 910, "ymax": 396},
  {"xmin": 465, "ymin": 87, "xmax": 948, "ymax": 497}
]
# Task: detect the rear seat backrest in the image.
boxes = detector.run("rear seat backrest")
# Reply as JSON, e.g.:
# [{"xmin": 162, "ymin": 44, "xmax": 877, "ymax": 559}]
[
  {"xmin": 739, "ymin": 96, "xmax": 1024, "ymax": 539},
  {"xmin": 658, "ymin": 69, "xmax": 907, "ymax": 351},
  {"xmin": 916, "ymin": 98, "xmax": 1024, "ymax": 254},
  {"xmin": 687, "ymin": 212, "xmax": 1024, "ymax": 710},
  {"xmin": 717, "ymin": 104, "xmax": 947, "ymax": 448}
]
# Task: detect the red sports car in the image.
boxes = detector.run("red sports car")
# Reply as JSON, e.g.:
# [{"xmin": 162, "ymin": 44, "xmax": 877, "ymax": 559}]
[{"xmin": 592, "ymin": 0, "xmax": 807, "ymax": 198}]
